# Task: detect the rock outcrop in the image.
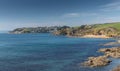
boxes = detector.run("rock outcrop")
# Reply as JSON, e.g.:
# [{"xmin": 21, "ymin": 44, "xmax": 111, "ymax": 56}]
[
  {"xmin": 82, "ymin": 47, "xmax": 120, "ymax": 67},
  {"xmin": 99, "ymin": 47, "xmax": 120, "ymax": 58},
  {"xmin": 82, "ymin": 56, "xmax": 111, "ymax": 67}
]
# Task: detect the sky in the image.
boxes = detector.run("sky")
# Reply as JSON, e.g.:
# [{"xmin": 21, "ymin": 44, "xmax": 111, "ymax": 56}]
[{"xmin": 0, "ymin": 0, "xmax": 120, "ymax": 30}]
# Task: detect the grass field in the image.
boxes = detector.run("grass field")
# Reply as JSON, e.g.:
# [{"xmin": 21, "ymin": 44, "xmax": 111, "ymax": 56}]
[{"xmin": 93, "ymin": 22, "xmax": 120, "ymax": 31}]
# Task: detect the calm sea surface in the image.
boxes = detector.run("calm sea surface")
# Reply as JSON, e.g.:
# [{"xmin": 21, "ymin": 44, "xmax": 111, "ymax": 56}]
[{"xmin": 0, "ymin": 33, "xmax": 119, "ymax": 71}]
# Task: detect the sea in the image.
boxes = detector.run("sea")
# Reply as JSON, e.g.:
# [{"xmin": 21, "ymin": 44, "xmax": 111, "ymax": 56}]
[{"xmin": 0, "ymin": 32, "xmax": 120, "ymax": 71}]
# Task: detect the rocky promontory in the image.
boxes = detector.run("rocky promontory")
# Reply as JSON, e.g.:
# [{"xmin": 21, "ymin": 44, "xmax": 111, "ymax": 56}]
[{"xmin": 82, "ymin": 47, "xmax": 120, "ymax": 67}]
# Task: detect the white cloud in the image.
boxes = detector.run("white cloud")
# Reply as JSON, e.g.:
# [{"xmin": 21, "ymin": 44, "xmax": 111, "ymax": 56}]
[
  {"xmin": 92, "ymin": 16, "xmax": 120, "ymax": 24},
  {"xmin": 81, "ymin": 13, "xmax": 97, "ymax": 16},
  {"xmin": 62, "ymin": 13, "xmax": 80, "ymax": 18},
  {"xmin": 100, "ymin": 1, "xmax": 120, "ymax": 11},
  {"xmin": 62, "ymin": 12, "xmax": 97, "ymax": 18}
]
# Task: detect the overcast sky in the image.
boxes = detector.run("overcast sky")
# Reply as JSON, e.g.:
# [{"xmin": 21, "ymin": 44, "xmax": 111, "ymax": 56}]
[{"xmin": 0, "ymin": 0, "xmax": 120, "ymax": 30}]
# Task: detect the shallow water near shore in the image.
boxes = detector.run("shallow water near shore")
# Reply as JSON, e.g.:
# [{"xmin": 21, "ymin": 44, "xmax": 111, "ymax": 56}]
[{"xmin": 0, "ymin": 33, "xmax": 119, "ymax": 71}]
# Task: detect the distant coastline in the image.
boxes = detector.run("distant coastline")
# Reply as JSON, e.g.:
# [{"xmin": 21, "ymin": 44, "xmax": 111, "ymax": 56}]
[{"xmin": 10, "ymin": 22, "xmax": 120, "ymax": 39}]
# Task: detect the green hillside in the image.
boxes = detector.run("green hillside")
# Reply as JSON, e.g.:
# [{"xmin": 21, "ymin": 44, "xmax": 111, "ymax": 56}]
[
  {"xmin": 93, "ymin": 22, "xmax": 120, "ymax": 31},
  {"xmin": 10, "ymin": 22, "xmax": 120, "ymax": 37},
  {"xmin": 53, "ymin": 22, "xmax": 120, "ymax": 37}
]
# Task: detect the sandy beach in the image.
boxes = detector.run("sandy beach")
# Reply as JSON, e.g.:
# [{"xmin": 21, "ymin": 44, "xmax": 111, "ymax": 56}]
[{"xmin": 82, "ymin": 35, "xmax": 110, "ymax": 38}]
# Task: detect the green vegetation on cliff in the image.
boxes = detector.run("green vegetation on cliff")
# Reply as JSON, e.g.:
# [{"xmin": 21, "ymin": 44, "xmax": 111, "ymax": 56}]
[
  {"xmin": 53, "ymin": 22, "xmax": 120, "ymax": 37},
  {"xmin": 10, "ymin": 22, "xmax": 120, "ymax": 37}
]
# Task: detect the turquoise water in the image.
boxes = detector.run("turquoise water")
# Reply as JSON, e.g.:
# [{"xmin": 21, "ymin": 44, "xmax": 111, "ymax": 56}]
[{"xmin": 0, "ymin": 33, "xmax": 119, "ymax": 71}]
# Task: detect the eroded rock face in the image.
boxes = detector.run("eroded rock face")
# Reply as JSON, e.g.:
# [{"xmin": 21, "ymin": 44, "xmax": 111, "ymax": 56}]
[
  {"xmin": 82, "ymin": 56, "xmax": 111, "ymax": 67},
  {"xmin": 112, "ymin": 65, "xmax": 120, "ymax": 71},
  {"xmin": 99, "ymin": 47, "xmax": 120, "ymax": 58}
]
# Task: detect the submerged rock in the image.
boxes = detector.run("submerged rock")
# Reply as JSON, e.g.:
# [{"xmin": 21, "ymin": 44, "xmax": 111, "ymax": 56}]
[
  {"xmin": 103, "ymin": 40, "xmax": 120, "ymax": 46},
  {"xmin": 112, "ymin": 65, "xmax": 120, "ymax": 71},
  {"xmin": 99, "ymin": 47, "xmax": 120, "ymax": 58},
  {"xmin": 103, "ymin": 42, "xmax": 119, "ymax": 46},
  {"xmin": 118, "ymin": 40, "xmax": 120, "ymax": 43},
  {"xmin": 82, "ymin": 56, "xmax": 111, "ymax": 67}
]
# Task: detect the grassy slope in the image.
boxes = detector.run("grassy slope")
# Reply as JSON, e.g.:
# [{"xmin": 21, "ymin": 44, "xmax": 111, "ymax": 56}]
[
  {"xmin": 93, "ymin": 22, "xmax": 120, "ymax": 31},
  {"xmin": 71, "ymin": 22, "xmax": 120, "ymax": 36}
]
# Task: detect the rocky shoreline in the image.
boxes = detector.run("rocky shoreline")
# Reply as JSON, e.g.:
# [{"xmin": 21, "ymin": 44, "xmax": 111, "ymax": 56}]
[
  {"xmin": 82, "ymin": 41, "xmax": 120, "ymax": 71},
  {"xmin": 82, "ymin": 55, "xmax": 111, "ymax": 67},
  {"xmin": 99, "ymin": 47, "xmax": 120, "ymax": 58}
]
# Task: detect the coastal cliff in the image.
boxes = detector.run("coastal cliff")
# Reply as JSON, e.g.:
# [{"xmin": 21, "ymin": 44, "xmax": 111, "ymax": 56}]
[
  {"xmin": 10, "ymin": 22, "xmax": 120, "ymax": 38},
  {"xmin": 53, "ymin": 22, "xmax": 120, "ymax": 38}
]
